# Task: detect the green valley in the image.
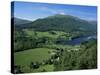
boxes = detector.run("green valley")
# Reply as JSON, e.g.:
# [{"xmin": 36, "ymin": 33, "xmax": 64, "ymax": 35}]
[{"xmin": 13, "ymin": 14, "xmax": 97, "ymax": 74}]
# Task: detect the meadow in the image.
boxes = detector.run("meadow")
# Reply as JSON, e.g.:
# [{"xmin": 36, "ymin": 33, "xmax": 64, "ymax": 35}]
[{"xmin": 14, "ymin": 48, "xmax": 55, "ymax": 72}]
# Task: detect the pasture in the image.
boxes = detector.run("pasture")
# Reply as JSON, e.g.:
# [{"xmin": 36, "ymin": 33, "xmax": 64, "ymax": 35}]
[{"xmin": 14, "ymin": 48, "xmax": 55, "ymax": 72}]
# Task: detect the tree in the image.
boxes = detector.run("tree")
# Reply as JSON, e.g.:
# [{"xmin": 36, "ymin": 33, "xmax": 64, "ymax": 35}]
[
  {"xmin": 54, "ymin": 39, "xmax": 97, "ymax": 70},
  {"xmin": 14, "ymin": 65, "xmax": 23, "ymax": 74}
]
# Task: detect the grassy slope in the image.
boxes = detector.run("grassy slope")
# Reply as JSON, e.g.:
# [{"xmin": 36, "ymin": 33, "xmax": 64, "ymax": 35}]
[
  {"xmin": 21, "ymin": 64, "xmax": 54, "ymax": 73},
  {"xmin": 23, "ymin": 29, "xmax": 68, "ymax": 38},
  {"xmin": 14, "ymin": 48, "xmax": 55, "ymax": 65},
  {"xmin": 14, "ymin": 48, "xmax": 55, "ymax": 72}
]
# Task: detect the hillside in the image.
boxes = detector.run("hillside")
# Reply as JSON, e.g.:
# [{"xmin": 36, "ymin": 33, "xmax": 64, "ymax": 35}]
[
  {"xmin": 15, "ymin": 14, "xmax": 97, "ymax": 34},
  {"xmin": 12, "ymin": 17, "xmax": 32, "ymax": 25}
]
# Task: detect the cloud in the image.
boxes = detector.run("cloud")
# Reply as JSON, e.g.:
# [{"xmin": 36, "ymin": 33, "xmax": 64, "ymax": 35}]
[
  {"xmin": 59, "ymin": 12, "xmax": 66, "ymax": 15},
  {"xmin": 39, "ymin": 6, "xmax": 58, "ymax": 14},
  {"xmin": 34, "ymin": 6, "xmax": 66, "ymax": 15}
]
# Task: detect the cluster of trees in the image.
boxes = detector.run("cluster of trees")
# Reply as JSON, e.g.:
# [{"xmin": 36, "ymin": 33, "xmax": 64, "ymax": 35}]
[
  {"xmin": 29, "ymin": 48, "xmax": 63, "ymax": 69},
  {"xmin": 30, "ymin": 62, "xmax": 40, "ymax": 69},
  {"xmin": 14, "ymin": 65, "xmax": 23, "ymax": 74},
  {"xmin": 54, "ymin": 39, "xmax": 97, "ymax": 71},
  {"xmin": 29, "ymin": 59, "xmax": 53, "ymax": 70},
  {"xmin": 14, "ymin": 30, "xmax": 37, "ymax": 52},
  {"xmin": 14, "ymin": 30, "xmax": 56, "ymax": 52},
  {"xmin": 14, "ymin": 29, "xmax": 71, "ymax": 52}
]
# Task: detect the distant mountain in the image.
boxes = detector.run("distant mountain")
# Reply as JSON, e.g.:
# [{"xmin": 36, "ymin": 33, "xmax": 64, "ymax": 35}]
[
  {"xmin": 15, "ymin": 14, "xmax": 97, "ymax": 34},
  {"xmin": 88, "ymin": 21, "xmax": 97, "ymax": 25},
  {"xmin": 11, "ymin": 17, "xmax": 32, "ymax": 25},
  {"xmin": 46, "ymin": 14, "xmax": 80, "ymax": 20}
]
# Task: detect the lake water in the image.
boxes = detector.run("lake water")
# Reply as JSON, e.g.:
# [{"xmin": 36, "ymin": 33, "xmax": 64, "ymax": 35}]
[{"xmin": 57, "ymin": 35, "xmax": 96, "ymax": 45}]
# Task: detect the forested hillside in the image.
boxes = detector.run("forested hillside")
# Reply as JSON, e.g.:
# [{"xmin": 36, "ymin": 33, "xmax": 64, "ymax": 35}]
[{"xmin": 15, "ymin": 14, "xmax": 97, "ymax": 35}]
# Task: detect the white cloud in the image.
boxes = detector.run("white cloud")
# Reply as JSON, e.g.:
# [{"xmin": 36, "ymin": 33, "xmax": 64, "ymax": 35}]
[
  {"xmin": 39, "ymin": 6, "xmax": 58, "ymax": 14},
  {"xmin": 59, "ymin": 12, "xmax": 66, "ymax": 15},
  {"xmin": 33, "ymin": 6, "xmax": 66, "ymax": 15}
]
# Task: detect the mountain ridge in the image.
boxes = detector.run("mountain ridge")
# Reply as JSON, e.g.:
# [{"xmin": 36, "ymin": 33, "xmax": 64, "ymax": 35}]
[
  {"xmin": 11, "ymin": 17, "xmax": 32, "ymax": 25},
  {"xmin": 14, "ymin": 14, "xmax": 97, "ymax": 34}
]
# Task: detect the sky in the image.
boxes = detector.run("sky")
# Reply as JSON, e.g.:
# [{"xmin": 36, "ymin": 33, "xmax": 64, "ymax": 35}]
[{"xmin": 12, "ymin": 1, "xmax": 97, "ymax": 21}]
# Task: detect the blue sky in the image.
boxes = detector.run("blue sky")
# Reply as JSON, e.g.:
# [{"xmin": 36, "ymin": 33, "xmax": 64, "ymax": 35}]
[{"xmin": 12, "ymin": 1, "xmax": 97, "ymax": 21}]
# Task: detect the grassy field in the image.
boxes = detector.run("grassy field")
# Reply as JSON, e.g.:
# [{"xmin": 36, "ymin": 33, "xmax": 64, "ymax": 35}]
[
  {"xmin": 20, "ymin": 64, "xmax": 54, "ymax": 73},
  {"xmin": 23, "ymin": 29, "xmax": 68, "ymax": 39},
  {"xmin": 14, "ymin": 48, "xmax": 55, "ymax": 72}
]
